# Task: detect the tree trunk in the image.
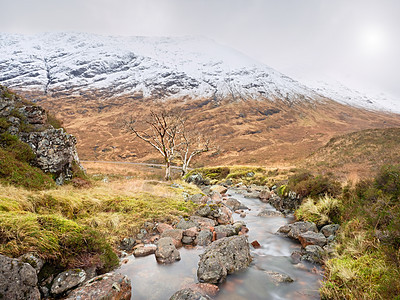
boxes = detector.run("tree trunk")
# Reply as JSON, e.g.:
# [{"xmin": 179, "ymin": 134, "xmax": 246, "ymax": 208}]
[
  {"xmin": 165, "ymin": 160, "xmax": 172, "ymax": 181},
  {"xmin": 181, "ymin": 162, "xmax": 188, "ymax": 176}
]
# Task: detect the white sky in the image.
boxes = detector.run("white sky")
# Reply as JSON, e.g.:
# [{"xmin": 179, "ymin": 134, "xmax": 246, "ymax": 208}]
[{"xmin": 1, "ymin": 0, "xmax": 399, "ymax": 99}]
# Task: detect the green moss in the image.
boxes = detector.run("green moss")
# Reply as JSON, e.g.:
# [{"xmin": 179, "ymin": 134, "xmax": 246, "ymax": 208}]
[
  {"xmin": 0, "ymin": 212, "xmax": 118, "ymax": 271},
  {"xmin": 0, "ymin": 148, "xmax": 55, "ymax": 190},
  {"xmin": 0, "ymin": 117, "xmax": 10, "ymax": 131}
]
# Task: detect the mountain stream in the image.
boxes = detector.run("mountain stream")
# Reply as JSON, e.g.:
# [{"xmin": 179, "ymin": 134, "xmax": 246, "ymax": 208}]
[{"xmin": 118, "ymin": 190, "xmax": 322, "ymax": 299}]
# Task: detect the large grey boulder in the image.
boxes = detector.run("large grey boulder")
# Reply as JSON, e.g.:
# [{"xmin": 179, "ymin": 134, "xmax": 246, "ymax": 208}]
[
  {"xmin": 51, "ymin": 268, "xmax": 86, "ymax": 295},
  {"xmin": 65, "ymin": 272, "xmax": 131, "ymax": 300},
  {"xmin": 155, "ymin": 237, "xmax": 181, "ymax": 264},
  {"xmin": 170, "ymin": 288, "xmax": 211, "ymax": 300},
  {"xmin": 0, "ymin": 254, "xmax": 40, "ymax": 300},
  {"xmin": 197, "ymin": 235, "xmax": 251, "ymax": 284}
]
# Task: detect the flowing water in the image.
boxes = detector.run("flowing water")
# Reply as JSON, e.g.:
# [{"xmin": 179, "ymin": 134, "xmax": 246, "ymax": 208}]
[{"xmin": 118, "ymin": 190, "xmax": 322, "ymax": 299}]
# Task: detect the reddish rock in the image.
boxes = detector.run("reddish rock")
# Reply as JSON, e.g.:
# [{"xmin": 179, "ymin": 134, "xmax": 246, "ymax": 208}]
[
  {"xmin": 157, "ymin": 223, "xmax": 173, "ymax": 234},
  {"xmin": 210, "ymin": 185, "xmax": 228, "ymax": 195},
  {"xmin": 150, "ymin": 235, "xmax": 160, "ymax": 243},
  {"xmin": 190, "ymin": 216, "xmax": 217, "ymax": 228},
  {"xmin": 186, "ymin": 283, "xmax": 219, "ymax": 296},
  {"xmin": 161, "ymin": 229, "xmax": 184, "ymax": 248},
  {"xmin": 251, "ymin": 240, "xmax": 261, "ymax": 249},
  {"xmin": 184, "ymin": 227, "xmax": 199, "ymax": 237},
  {"xmin": 133, "ymin": 245, "xmax": 157, "ymax": 257},
  {"xmin": 217, "ymin": 205, "xmax": 233, "ymax": 225},
  {"xmin": 65, "ymin": 272, "xmax": 131, "ymax": 300}
]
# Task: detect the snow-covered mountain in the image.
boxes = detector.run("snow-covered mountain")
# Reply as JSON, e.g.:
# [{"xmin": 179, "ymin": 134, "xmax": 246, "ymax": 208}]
[{"xmin": 0, "ymin": 32, "xmax": 398, "ymax": 113}]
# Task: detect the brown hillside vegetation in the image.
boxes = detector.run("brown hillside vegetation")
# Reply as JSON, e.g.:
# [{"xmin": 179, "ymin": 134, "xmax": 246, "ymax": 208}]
[
  {"xmin": 21, "ymin": 91, "xmax": 400, "ymax": 168},
  {"xmin": 302, "ymin": 127, "xmax": 400, "ymax": 181}
]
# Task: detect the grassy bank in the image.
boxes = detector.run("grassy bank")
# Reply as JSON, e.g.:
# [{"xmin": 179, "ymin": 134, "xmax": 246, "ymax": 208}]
[
  {"xmin": 0, "ymin": 177, "xmax": 200, "ymax": 271},
  {"xmin": 292, "ymin": 165, "xmax": 400, "ymax": 299}
]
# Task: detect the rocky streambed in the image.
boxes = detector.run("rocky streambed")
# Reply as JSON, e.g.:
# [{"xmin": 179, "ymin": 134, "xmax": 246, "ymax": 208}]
[{"xmin": 117, "ymin": 186, "xmax": 325, "ymax": 299}]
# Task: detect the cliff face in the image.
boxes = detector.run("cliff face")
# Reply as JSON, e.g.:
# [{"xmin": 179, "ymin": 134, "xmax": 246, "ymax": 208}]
[{"xmin": 0, "ymin": 85, "xmax": 81, "ymax": 184}]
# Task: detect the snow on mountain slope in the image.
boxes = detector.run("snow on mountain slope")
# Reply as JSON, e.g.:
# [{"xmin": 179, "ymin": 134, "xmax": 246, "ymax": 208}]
[
  {"xmin": 296, "ymin": 76, "xmax": 400, "ymax": 114},
  {"xmin": 0, "ymin": 32, "xmax": 398, "ymax": 113},
  {"xmin": 0, "ymin": 32, "xmax": 316, "ymax": 101}
]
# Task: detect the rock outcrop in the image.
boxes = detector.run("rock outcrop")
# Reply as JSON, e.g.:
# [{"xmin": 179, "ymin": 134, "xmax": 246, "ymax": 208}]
[
  {"xmin": 0, "ymin": 254, "xmax": 40, "ymax": 300},
  {"xmin": 21, "ymin": 129, "xmax": 81, "ymax": 184},
  {"xmin": 0, "ymin": 86, "xmax": 83, "ymax": 184}
]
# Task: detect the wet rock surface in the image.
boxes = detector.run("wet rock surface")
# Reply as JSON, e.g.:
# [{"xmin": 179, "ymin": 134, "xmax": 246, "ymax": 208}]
[
  {"xmin": 0, "ymin": 254, "xmax": 40, "ymax": 300},
  {"xmin": 170, "ymin": 288, "xmax": 211, "ymax": 300},
  {"xmin": 155, "ymin": 237, "xmax": 181, "ymax": 264},
  {"xmin": 197, "ymin": 235, "xmax": 251, "ymax": 284},
  {"xmin": 65, "ymin": 272, "xmax": 131, "ymax": 300}
]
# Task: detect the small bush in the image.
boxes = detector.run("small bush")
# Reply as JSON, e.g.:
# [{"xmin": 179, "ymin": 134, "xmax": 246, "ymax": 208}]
[
  {"xmin": 46, "ymin": 112, "xmax": 64, "ymax": 129},
  {"xmin": 295, "ymin": 195, "xmax": 341, "ymax": 226},
  {"xmin": 374, "ymin": 164, "xmax": 400, "ymax": 201},
  {"xmin": 284, "ymin": 170, "xmax": 341, "ymax": 198}
]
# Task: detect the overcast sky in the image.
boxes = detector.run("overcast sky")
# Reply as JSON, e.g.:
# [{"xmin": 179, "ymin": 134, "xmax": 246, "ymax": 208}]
[{"xmin": 1, "ymin": 0, "xmax": 399, "ymax": 99}]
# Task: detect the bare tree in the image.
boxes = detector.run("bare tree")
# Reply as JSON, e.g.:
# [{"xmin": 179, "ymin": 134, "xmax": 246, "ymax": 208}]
[
  {"xmin": 177, "ymin": 119, "xmax": 212, "ymax": 176},
  {"xmin": 125, "ymin": 110, "xmax": 181, "ymax": 180}
]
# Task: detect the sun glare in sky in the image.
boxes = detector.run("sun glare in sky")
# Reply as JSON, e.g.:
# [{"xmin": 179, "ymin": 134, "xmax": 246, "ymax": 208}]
[{"xmin": 359, "ymin": 26, "xmax": 387, "ymax": 57}]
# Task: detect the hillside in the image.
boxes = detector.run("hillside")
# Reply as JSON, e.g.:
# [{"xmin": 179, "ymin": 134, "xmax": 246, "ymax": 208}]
[
  {"xmin": 303, "ymin": 127, "xmax": 400, "ymax": 181},
  {"xmin": 35, "ymin": 94, "xmax": 400, "ymax": 166},
  {"xmin": 1, "ymin": 32, "xmax": 400, "ymax": 167}
]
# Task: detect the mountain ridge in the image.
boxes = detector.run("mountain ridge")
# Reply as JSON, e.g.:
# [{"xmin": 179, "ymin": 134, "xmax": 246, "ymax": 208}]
[{"xmin": 3, "ymin": 31, "xmax": 398, "ymax": 114}]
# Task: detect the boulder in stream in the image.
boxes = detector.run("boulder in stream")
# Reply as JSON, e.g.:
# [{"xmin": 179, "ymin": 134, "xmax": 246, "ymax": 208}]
[
  {"xmin": 170, "ymin": 288, "xmax": 211, "ymax": 300},
  {"xmin": 155, "ymin": 237, "xmax": 181, "ymax": 264},
  {"xmin": 197, "ymin": 235, "xmax": 251, "ymax": 284}
]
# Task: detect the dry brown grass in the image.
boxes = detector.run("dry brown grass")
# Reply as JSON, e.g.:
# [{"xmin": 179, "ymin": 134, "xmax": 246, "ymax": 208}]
[{"xmin": 29, "ymin": 93, "xmax": 400, "ymax": 168}]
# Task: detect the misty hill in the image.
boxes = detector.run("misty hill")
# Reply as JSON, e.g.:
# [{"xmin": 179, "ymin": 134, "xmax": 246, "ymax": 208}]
[{"xmin": 1, "ymin": 32, "xmax": 398, "ymax": 113}]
